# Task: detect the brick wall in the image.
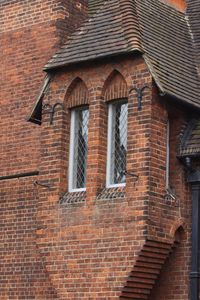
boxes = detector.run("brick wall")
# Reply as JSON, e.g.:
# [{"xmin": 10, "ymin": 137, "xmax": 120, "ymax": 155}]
[
  {"xmin": 0, "ymin": 0, "xmax": 87, "ymax": 298},
  {"xmin": 148, "ymin": 94, "xmax": 191, "ymax": 242},
  {"xmin": 35, "ymin": 56, "xmax": 152, "ymax": 299},
  {"xmin": 0, "ymin": 178, "xmax": 59, "ymax": 299},
  {"xmin": 147, "ymin": 94, "xmax": 192, "ymax": 299},
  {"xmin": 0, "ymin": 0, "xmax": 87, "ymax": 175},
  {"xmin": 0, "ymin": 0, "xmax": 193, "ymax": 298},
  {"xmin": 36, "ymin": 55, "xmax": 193, "ymax": 299}
]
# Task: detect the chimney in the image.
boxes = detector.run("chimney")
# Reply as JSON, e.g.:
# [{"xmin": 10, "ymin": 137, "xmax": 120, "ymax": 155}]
[{"xmin": 160, "ymin": 0, "xmax": 187, "ymax": 12}]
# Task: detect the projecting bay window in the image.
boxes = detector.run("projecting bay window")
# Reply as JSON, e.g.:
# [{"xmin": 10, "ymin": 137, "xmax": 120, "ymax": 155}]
[
  {"xmin": 106, "ymin": 100, "xmax": 128, "ymax": 188},
  {"xmin": 68, "ymin": 106, "xmax": 89, "ymax": 192}
]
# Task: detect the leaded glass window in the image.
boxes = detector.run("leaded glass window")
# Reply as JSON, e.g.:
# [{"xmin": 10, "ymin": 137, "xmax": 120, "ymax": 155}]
[
  {"xmin": 106, "ymin": 101, "xmax": 128, "ymax": 187},
  {"xmin": 69, "ymin": 107, "xmax": 89, "ymax": 192}
]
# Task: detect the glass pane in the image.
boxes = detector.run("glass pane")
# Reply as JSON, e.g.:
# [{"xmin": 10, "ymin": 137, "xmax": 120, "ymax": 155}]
[
  {"xmin": 111, "ymin": 102, "xmax": 128, "ymax": 184},
  {"xmin": 73, "ymin": 108, "xmax": 89, "ymax": 189}
]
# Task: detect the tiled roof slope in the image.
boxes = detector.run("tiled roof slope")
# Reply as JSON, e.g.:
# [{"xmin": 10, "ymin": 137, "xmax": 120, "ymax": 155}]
[
  {"xmin": 44, "ymin": 0, "xmax": 200, "ymax": 108},
  {"xmin": 44, "ymin": 0, "xmax": 142, "ymax": 70},
  {"xmin": 88, "ymin": 0, "xmax": 104, "ymax": 16},
  {"xmin": 180, "ymin": 119, "xmax": 200, "ymax": 156},
  {"xmin": 186, "ymin": 0, "xmax": 200, "ymax": 71},
  {"xmin": 136, "ymin": 0, "xmax": 200, "ymax": 108}
]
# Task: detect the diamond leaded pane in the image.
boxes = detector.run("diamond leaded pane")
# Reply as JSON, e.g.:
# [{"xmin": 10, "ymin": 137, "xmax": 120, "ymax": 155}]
[
  {"xmin": 73, "ymin": 108, "xmax": 89, "ymax": 189},
  {"xmin": 110, "ymin": 102, "xmax": 128, "ymax": 185}
]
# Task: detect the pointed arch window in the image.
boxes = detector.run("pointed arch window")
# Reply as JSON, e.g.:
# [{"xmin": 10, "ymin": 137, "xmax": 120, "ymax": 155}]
[
  {"xmin": 66, "ymin": 77, "xmax": 89, "ymax": 193},
  {"xmin": 103, "ymin": 70, "xmax": 128, "ymax": 188}
]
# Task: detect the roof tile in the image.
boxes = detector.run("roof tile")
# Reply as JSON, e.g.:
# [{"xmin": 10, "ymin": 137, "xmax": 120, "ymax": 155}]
[
  {"xmin": 44, "ymin": 0, "xmax": 142, "ymax": 70},
  {"xmin": 180, "ymin": 119, "xmax": 200, "ymax": 157},
  {"xmin": 136, "ymin": 0, "xmax": 200, "ymax": 107}
]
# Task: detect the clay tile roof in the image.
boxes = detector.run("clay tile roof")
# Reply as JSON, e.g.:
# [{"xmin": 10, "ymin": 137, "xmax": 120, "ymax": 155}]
[
  {"xmin": 186, "ymin": 0, "xmax": 200, "ymax": 71},
  {"xmin": 180, "ymin": 119, "xmax": 200, "ymax": 157},
  {"xmin": 44, "ymin": 0, "xmax": 200, "ymax": 109},
  {"xmin": 44, "ymin": 0, "xmax": 142, "ymax": 71},
  {"xmin": 136, "ymin": 0, "xmax": 200, "ymax": 108},
  {"xmin": 88, "ymin": 0, "xmax": 104, "ymax": 16}
]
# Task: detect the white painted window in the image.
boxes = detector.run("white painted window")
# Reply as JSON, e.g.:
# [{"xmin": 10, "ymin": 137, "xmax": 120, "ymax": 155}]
[
  {"xmin": 106, "ymin": 101, "xmax": 128, "ymax": 188},
  {"xmin": 68, "ymin": 107, "xmax": 89, "ymax": 192}
]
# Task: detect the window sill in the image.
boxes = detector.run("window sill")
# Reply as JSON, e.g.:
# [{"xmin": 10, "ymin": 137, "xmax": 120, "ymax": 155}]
[
  {"xmin": 106, "ymin": 183, "xmax": 126, "ymax": 188},
  {"xmin": 68, "ymin": 188, "xmax": 86, "ymax": 193}
]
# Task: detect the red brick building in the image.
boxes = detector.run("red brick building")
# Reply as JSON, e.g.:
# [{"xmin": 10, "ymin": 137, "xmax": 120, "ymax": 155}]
[{"xmin": 0, "ymin": 0, "xmax": 200, "ymax": 299}]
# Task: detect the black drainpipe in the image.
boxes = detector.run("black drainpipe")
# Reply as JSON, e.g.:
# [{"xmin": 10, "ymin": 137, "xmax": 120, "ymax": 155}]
[{"xmin": 187, "ymin": 163, "xmax": 200, "ymax": 300}]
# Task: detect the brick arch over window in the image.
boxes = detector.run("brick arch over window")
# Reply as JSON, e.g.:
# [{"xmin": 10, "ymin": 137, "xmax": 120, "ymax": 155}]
[
  {"xmin": 65, "ymin": 77, "xmax": 89, "ymax": 108},
  {"xmin": 102, "ymin": 70, "xmax": 128, "ymax": 102}
]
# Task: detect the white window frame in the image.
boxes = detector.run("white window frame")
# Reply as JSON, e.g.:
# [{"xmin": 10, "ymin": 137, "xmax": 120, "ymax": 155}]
[
  {"xmin": 68, "ymin": 108, "xmax": 88, "ymax": 193},
  {"xmin": 106, "ymin": 101, "xmax": 127, "ymax": 188}
]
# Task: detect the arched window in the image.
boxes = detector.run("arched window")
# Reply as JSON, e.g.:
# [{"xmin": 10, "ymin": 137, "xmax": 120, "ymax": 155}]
[
  {"xmin": 103, "ymin": 70, "xmax": 128, "ymax": 188},
  {"xmin": 66, "ymin": 78, "xmax": 89, "ymax": 192},
  {"xmin": 106, "ymin": 100, "xmax": 128, "ymax": 187}
]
